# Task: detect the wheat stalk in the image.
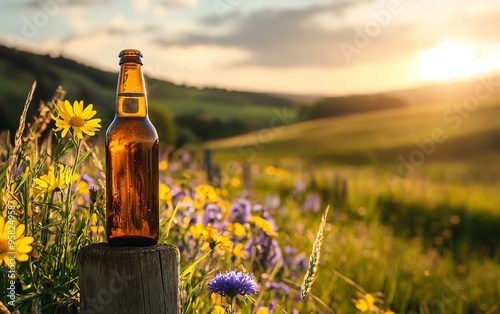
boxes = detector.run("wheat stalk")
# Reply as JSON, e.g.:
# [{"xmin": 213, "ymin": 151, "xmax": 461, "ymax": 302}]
[
  {"xmin": 3, "ymin": 81, "xmax": 36, "ymax": 206},
  {"xmin": 301, "ymin": 205, "xmax": 329, "ymax": 300}
]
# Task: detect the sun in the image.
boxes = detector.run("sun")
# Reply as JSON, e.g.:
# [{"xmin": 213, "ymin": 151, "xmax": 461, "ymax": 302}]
[{"xmin": 415, "ymin": 41, "xmax": 497, "ymax": 81}]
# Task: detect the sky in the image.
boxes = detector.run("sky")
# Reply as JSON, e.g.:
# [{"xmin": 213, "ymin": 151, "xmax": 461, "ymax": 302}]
[{"xmin": 1, "ymin": 0, "xmax": 500, "ymax": 96}]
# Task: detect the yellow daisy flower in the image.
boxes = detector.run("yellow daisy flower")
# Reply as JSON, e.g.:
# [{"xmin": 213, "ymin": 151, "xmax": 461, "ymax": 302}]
[
  {"xmin": 250, "ymin": 216, "xmax": 279, "ymax": 238},
  {"xmin": 34, "ymin": 165, "xmax": 72, "ymax": 197},
  {"xmin": 190, "ymin": 224, "xmax": 232, "ymax": 253},
  {"xmin": 211, "ymin": 306, "xmax": 226, "ymax": 314},
  {"xmin": 355, "ymin": 293, "xmax": 375, "ymax": 312},
  {"xmin": 255, "ymin": 307, "xmax": 270, "ymax": 314},
  {"xmin": 0, "ymin": 216, "xmax": 34, "ymax": 266},
  {"xmin": 189, "ymin": 223, "xmax": 207, "ymax": 240},
  {"xmin": 159, "ymin": 183, "xmax": 173, "ymax": 203},
  {"xmin": 227, "ymin": 222, "xmax": 247, "ymax": 237},
  {"xmin": 51, "ymin": 100, "xmax": 102, "ymax": 139},
  {"xmin": 196, "ymin": 184, "xmax": 219, "ymax": 203}
]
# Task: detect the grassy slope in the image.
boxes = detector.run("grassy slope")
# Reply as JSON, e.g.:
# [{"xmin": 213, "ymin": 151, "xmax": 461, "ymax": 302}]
[
  {"xmin": 205, "ymin": 97, "xmax": 500, "ymax": 164},
  {"xmin": 0, "ymin": 45, "xmax": 296, "ymax": 131}
]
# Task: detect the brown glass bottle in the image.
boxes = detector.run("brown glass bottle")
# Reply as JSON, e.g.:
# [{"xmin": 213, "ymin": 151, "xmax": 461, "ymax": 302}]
[{"xmin": 106, "ymin": 49, "xmax": 159, "ymax": 247}]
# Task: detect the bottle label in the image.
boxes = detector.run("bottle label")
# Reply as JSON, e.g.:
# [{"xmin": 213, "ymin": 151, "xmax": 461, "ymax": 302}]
[{"xmin": 122, "ymin": 98, "xmax": 139, "ymax": 113}]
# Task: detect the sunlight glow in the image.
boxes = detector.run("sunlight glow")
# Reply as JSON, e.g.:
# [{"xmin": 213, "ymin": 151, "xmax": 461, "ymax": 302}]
[{"xmin": 415, "ymin": 41, "xmax": 500, "ymax": 81}]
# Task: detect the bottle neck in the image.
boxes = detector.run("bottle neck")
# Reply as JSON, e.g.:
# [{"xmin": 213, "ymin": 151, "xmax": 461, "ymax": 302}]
[{"xmin": 116, "ymin": 62, "xmax": 148, "ymax": 118}]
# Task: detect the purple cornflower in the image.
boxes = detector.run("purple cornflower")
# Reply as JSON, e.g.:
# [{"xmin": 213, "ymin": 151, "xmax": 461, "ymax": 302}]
[
  {"xmin": 203, "ymin": 203, "xmax": 223, "ymax": 226},
  {"xmin": 207, "ymin": 271, "xmax": 258, "ymax": 299},
  {"xmin": 266, "ymin": 281, "xmax": 290, "ymax": 295},
  {"xmin": 80, "ymin": 174, "xmax": 95, "ymax": 185},
  {"xmin": 231, "ymin": 199, "xmax": 252, "ymax": 224},
  {"xmin": 265, "ymin": 194, "xmax": 280, "ymax": 209},
  {"xmin": 246, "ymin": 232, "xmax": 282, "ymax": 271},
  {"xmin": 89, "ymin": 185, "xmax": 99, "ymax": 203},
  {"xmin": 302, "ymin": 191, "xmax": 322, "ymax": 212}
]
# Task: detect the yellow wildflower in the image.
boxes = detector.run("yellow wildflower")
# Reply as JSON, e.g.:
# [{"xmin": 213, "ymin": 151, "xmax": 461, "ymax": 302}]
[
  {"xmin": 211, "ymin": 306, "xmax": 226, "ymax": 314},
  {"xmin": 211, "ymin": 293, "xmax": 222, "ymax": 305},
  {"xmin": 51, "ymin": 100, "xmax": 101, "ymax": 139},
  {"xmin": 196, "ymin": 184, "xmax": 219, "ymax": 203},
  {"xmin": 202, "ymin": 226, "xmax": 231, "ymax": 252},
  {"xmin": 227, "ymin": 222, "xmax": 247, "ymax": 237},
  {"xmin": 231, "ymin": 242, "xmax": 247, "ymax": 258},
  {"xmin": 218, "ymin": 199, "xmax": 231, "ymax": 221},
  {"xmin": 256, "ymin": 307, "xmax": 270, "ymax": 314},
  {"xmin": 34, "ymin": 165, "xmax": 72, "ymax": 196},
  {"xmin": 190, "ymin": 223, "xmax": 207, "ymax": 240},
  {"xmin": 90, "ymin": 214, "xmax": 104, "ymax": 235},
  {"xmin": 159, "ymin": 183, "xmax": 173, "ymax": 203},
  {"xmin": 0, "ymin": 216, "xmax": 34, "ymax": 266},
  {"xmin": 250, "ymin": 216, "xmax": 278, "ymax": 237},
  {"xmin": 229, "ymin": 177, "xmax": 241, "ymax": 188},
  {"xmin": 190, "ymin": 224, "xmax": 233, "ymax": 253},
  {"xmin": 159, "ymin": 159, "xmax": 168, "ymax": 171},
  {"xmin": 355, "ymin": 293, "xmax": 375, "ymax": 312},
  {"xmin": 265, "ymin": 166, "xmax": 277, "ymax": 176}
]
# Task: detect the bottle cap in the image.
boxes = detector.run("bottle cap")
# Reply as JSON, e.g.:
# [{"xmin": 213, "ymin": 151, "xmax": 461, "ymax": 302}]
[{"xmin": 119, "ymin": 49, "xmax": 143, "ymax": 65}]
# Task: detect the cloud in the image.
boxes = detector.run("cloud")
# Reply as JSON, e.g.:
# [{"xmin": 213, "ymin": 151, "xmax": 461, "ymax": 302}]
[
  {"xmin": 133, "ymin": 0, "xmax": 149, "ymax": 13},
  {"xmin": 6, "ymin": 0, "xmax": 113, "ymax": 10},
  {"xmin": 159, "ymin": 45, "xmax": 251, "ymax": 70},
  {"xmin": 153, "ymin": 0, "xmax": 198, "ymax": 16},
  {"xmin": 155, "ymin": 1, "xmax": 500, "ymax": 69},
  {"xmin": 156, "ymin": 1, "xmax": 410, "ymax": 68}
]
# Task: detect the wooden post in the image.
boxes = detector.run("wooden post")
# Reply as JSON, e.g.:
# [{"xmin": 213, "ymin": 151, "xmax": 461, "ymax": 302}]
[{"xmin": 79, "ymin": 243, "xmax": 180, "ymax": 314}]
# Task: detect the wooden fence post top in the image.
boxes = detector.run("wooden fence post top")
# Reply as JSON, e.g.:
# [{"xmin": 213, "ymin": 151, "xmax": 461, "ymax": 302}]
[
  {"xmin": 80, "ymin": 243, "xmax": 180, "ymax": 257},
  {"xmin": 79, "ymin": 243, "xmax": 180, "ymax": 314}
]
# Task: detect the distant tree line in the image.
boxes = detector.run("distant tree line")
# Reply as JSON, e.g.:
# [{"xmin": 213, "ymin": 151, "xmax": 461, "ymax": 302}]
[{"xmin": 175, "ymin": 111, "xmax": 251, "ymax": 147}]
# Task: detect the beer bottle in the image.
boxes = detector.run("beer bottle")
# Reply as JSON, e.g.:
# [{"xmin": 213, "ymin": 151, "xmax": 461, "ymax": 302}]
[{"xmin": 105, "ymin": 49, "xmax": 159, "ymax": 247}]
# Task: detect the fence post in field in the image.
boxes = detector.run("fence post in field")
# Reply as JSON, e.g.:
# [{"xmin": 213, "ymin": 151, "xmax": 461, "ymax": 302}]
[
  {"xmin": 79, "ymin": 243, "xmax": 180, "ymax": 314},
  {"xmin": 204, "ymin": 149, "xmax": 221, "ymax": 187}
]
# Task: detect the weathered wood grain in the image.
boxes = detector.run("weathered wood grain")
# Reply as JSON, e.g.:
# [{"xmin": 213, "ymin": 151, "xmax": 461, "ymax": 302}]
[{"xmin": 79, "ymin": 243, "xmax": 180, "ymax": 314}]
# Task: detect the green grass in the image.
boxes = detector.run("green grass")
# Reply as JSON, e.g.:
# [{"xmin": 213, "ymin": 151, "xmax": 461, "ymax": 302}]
[
  {"xmin": 243, "ymin": 162, "xmax": 500, "ymax": 313},
  {"xmin": 197, "ymin": 96, "xmax": 500, "ymax": 313},
  {"xmin": 204, "ymin": 97, "xmax": 500, "ymax": 164}
]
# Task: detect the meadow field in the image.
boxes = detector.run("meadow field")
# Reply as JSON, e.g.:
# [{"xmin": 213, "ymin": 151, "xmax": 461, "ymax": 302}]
[
  {"xmin": 0, "ymin": 83, "xmax": 499, "ymax": 314},
  {"xmin": 202, "ymin": 94, "xmax": 500, "ymax": 313}
]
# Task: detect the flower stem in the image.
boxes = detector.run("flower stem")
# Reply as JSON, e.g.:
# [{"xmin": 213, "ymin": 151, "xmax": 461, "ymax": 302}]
[
  {"xmin": 61, "ymin": 138, "xmax": 81, "ymax": 286},
  {"xmin": 229, "ymin": 296, "xmax": 234, "ymax": 314}
]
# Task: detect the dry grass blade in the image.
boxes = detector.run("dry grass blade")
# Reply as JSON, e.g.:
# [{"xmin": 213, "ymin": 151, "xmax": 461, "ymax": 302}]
[
  {"xmin": 301, "ymin": 205, "xmax": 329, "ymax": 300},
  {"xmin": 3, "ymin": 81, "xmax": 36, "ymax": 203}
]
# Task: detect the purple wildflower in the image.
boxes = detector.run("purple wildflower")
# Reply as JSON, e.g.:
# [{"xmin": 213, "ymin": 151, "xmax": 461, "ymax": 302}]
[
  {"xmin": 293, "ymin": 178, "xmax": 306, "ymax": 195},
  {"xmin": 265, "ymin": 194, "xmax": 280, "ymax": 209},
  {"xmin": 80, "ymin": 174, "xmax": 95, "ymax": 185},
  {"xmin": 268, "ymin": 301, "xmax": 275, "ymax": 313},
  {"xmin": 291, "ymin": 252, "xmax": 308, "ymax": 278},
  {"xmin": 246, "ymin": 232, "xmax": 282, "ymax": 271},
  {"xmin": 302, "ymin": 191, "xmax": 322, "ymax": 212},
  {"xmin": 89, "ymin": 185, "xmax": 99, "ymax": 203},
  {"xmin": 207, "ymin": 271, "xmax": 258, "ymax": 299},
  {"xmin": 203, "ymin": 203, "xmax": 223, "ymax": 226},
  {"xmin": 266, "ymin": 281, "xmax": 291, "ymax": 295},
  {"xmin": 12, "ymin": 164, "xmax": 24, "ymax": 180},
  {"xmin": 231, "ymin": 199, "xmax": 252, "ymax": 224}
]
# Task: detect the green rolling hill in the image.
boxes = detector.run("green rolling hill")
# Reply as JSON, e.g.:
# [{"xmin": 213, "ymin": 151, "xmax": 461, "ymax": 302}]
[
  {"xmin": 204, "ymin": 96, "xmax": 500, "ymax": 166},
  {"xmin": 0, "ymin": 45, "xmax": 295, "ymax": 145}
]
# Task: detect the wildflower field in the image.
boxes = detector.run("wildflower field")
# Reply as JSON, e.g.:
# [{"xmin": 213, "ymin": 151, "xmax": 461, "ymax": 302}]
[{"xmin": 1, "ymin": 84, "xmax": 499, "ymax": 314}]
